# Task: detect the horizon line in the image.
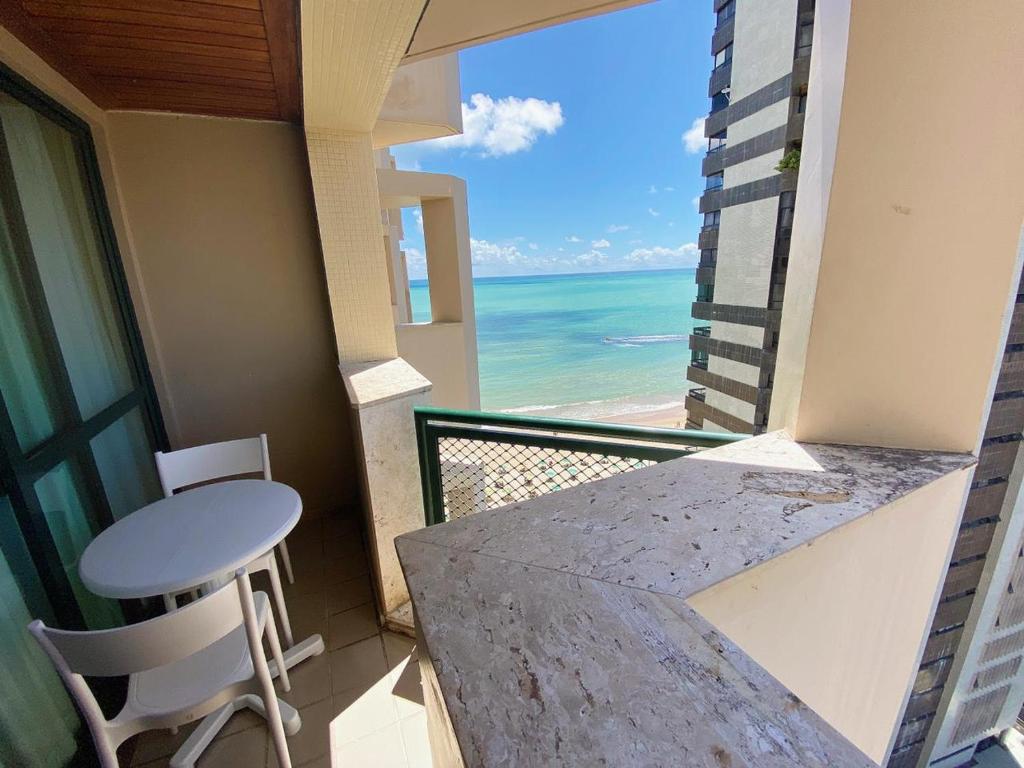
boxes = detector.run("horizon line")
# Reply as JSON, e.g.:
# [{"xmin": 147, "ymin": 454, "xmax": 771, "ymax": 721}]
[{"xmin": 408, "ymin": 265, "xmax": 696, "ymax": 283}]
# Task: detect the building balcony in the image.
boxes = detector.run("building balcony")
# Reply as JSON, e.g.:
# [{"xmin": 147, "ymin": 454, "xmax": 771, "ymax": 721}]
[
  {"xmin": 698, "ymin": 226, "xmax": 720, "ymax": 250},
  {"xmin": 688, "ymin": 386, "xmax": 707, "ymax": 402},
  {"xmin": 708, "ymin": 59, "xmax": 733, "ymax": 97},
  {"xmin": 693, "ymin": 325, "xmax": 711, "ymax": 337}
]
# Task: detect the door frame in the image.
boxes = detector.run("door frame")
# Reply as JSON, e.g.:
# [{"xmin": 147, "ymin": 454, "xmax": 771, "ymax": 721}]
[{"xmin": 0, "ymin": 61, "xmax": 167, "ymax": 631}]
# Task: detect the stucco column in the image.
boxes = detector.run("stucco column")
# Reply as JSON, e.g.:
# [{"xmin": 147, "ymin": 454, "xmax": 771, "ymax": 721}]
[
  {"xmin": 768, "ymin": 1, "xmax": 1024, "ymax": 455},
  {"xmin": 300, "ymin": 0, "xmax": 433, "ymax": 631},
  {"xmin": 759, "ymin": 2, "xmax": 1024, "ymax": 765},
  {"xmin": 306, "ymin": 129, "xmax": 399, "ymax": 362}
]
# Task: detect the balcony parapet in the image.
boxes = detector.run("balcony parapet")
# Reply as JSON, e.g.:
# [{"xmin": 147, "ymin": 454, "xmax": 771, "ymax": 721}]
[{"xmin": 398, "ymin": 432, "xmax": 976, "ymax": 766}]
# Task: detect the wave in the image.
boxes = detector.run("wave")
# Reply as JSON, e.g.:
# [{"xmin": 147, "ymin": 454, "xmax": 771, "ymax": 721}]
[
  {"xmin": 502, "ymin": 399, "xmax": 607, "ymax": 414},
  {"xmin": 601, "ymin": 334, "xmax": 688, "ymax": 346},
  {"xmin": 500, "ymin": 396, "xmax": 686, "ymax": 420}
]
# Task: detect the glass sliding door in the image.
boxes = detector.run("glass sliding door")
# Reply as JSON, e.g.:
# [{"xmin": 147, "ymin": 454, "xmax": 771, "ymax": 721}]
[{"xmin": 0, "ymin": 64, "xmax": 166, "ymax": 766}]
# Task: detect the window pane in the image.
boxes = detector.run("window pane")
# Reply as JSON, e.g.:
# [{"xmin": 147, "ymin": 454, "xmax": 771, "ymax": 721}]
[
  {"xmin": 0, "ymin": 182, "xmax": 67, "ymax": 451},
  {"xmin": 0, "ymin": 96, "xmax": 134, "ymax": 420},
  {"xmin": 0, "ymin": 497, "xmax": 79, "ymax": 767},
  {"xmin": 91, "ymin": 407, "xmax": 161, "ymax": 520},
  {"xmin": 34, "ymin": 461, "xmax": 123, "ymax": 630}
]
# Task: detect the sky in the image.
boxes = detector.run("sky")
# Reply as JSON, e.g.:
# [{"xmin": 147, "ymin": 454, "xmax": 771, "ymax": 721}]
[{"xmin": 391, "ymin": 0, "xmax": 715, "ymax": 279}]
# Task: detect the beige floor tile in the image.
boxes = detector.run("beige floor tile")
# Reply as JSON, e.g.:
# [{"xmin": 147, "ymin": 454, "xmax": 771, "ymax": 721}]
[
  {"xmin": 327, "ymin": 574, "xmax": 374, "ymax": 615},
  {"xmin": 266, "ymin": 697, "xmax": 336, "ymax": 768},
  {"xmin": 389, "ymin": 657, "xmax": 425, "ymax": 719},
  {"xmin": 129, "ymin": 723, "xmax": 197, "ymax": 765},
  {"xmin": 327, "ymin": 603, "xmax": 379, "ymax": 650},
  {"xmin": 381, "ymin": 631, "xmax": 415, "ymax": 672},
  {"xmin": 323, "ymin": 510, "xmax": 363, "ymax": 541},
  {"xmin": 331, "ymin": 682, "xmax": 401, "ymax": 747},
  {"xmin": 281, "ymin": 648, "xmax": 333, "ymax": 709},
  {"xmin": 329, "ymin": 635, "xmax": 389, "ymax": 695},
  {"xmin": 332, "ymin": 723, "xmax": 408, "ymax": 768},
  {"xmin": 286, "ymin": 590, "xmax": 330, "ymax": 641},
  {"xmin": 324, "ymin": 546, "xmax": 369, "ymax": 586},
  {"xmin": 196, "ymin": 725, "xmax": 268, "ymax": 767},
  {"xmin": 399, "ymin": 711, "xmax": 431, "ymax": 768}
]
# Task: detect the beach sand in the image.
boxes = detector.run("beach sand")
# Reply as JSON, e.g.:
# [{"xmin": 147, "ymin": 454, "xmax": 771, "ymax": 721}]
[
  {"xmin": 502, "ymin": 394, "xmax": 690, "ymax": 429},
  {"xmin": 611, "ymin": 403, "xmax": 689, "ymax": 429}
]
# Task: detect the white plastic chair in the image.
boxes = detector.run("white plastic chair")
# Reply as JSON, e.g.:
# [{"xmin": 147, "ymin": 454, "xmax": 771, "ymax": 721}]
[
  {"xmin": 154, "ymin": 434, "xmax": 296, "ymax": 646},
  {"xmin": 29, "ymin": 569, "xmax": 300, "ymax": 768}
]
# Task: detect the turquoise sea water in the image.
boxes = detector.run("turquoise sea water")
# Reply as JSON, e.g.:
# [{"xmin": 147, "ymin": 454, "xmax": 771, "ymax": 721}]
[{"xmin": 410, "ymin": 268, "xmax": 696, "ymax": 417}]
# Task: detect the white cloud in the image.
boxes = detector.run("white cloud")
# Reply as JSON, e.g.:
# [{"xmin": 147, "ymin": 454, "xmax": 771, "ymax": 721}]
[
  {"xmin": 528, "ymin": 242, "xmax": 539, "ymax": 250},
  {"xmin": 426, "ymin": 93, "xmax": 564, "ymax": 157},
  {"xmin": 626, "ymin": 243, "xmax": 699, "ymax": 268},
  {"xmin": 648, "ymin": 208, "xmax": 660, "ymax": 217},
  {"xmin": 591, "ymin": 238, "xmax": 611, "ymax": 249},
  {"xmin": 682, "ymin": 117, "xmax": 706, "ymax": 154},
  {"xmin": 470, "ymin": 238, "xmax": 528, "ymax": 267},
  {"xmin": 691, "ymin": 196, "xmax": 701, "ymax": 212},
  {"xmin": 629, "ymin": 239, "xmax": 643, "ymax": 245},
  {"xmin": 607, "ymin": 224, "xmax": 629, "ymax": 233},
  {"xmin": 573, "ymin": 250, "xmax": 609, "ymax": 268},
  {"xmin": 566, "ymin": 235, "xmax": 582, "ymax": 243},
  {"xmin": 663, "ymin": 186, "xmax": 676, "ymax": 192},
  {"xmin": 412, "ymin": 208, "xmax": 423, "ymax": 233}
]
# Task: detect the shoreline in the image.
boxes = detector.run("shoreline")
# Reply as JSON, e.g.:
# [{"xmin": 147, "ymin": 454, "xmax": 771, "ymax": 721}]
[{"xmin": 498, "ymin": 395, "xmax": 690, "ymax": 430}]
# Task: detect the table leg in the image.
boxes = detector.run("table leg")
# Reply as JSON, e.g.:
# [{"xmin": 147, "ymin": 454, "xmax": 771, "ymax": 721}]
[
  {"xmin": 167, "ymin": 635, "xmax": 321, "ymax": 767},
  {"xmin": 268, "ymin": 633, "xmax": 325, "ymax": 676},
  {"xmin": 169, "ymin": 694, "xmax": 301, "ymax": 768}
]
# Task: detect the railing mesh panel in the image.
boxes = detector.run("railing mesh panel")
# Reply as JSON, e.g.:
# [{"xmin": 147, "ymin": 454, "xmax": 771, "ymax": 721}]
[{"xmin": 436, "ymin": 436, "xmax": 689, "ymax": 522}]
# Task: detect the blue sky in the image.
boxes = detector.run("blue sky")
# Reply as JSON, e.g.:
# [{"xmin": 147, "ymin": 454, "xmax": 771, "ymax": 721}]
[{"xmin": 392, "ymin": 0, "xmax": 714, "ymax": 279}]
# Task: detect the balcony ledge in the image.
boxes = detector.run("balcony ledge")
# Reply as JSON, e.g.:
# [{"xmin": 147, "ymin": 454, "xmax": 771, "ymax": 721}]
[{"xmin": 397, "ymin": 431, "xmax": 976, "ymax": 767}]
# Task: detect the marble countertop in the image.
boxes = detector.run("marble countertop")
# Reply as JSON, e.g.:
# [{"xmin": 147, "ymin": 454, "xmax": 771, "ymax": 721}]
[{"xmin": 397, "ymin": 431, "xmax": 975, "ymax": 767}]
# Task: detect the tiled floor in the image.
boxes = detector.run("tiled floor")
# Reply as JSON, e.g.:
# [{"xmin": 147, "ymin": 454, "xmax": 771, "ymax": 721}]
[{"xmin": 127, "ymin": 512, "xmax": 431, "ymax": 768}]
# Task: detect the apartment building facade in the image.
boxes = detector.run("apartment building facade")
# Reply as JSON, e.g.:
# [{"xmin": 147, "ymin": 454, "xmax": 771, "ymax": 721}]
[{"xmin": 685, "ymin": 0, "xmax": 814, "ymax": 434}]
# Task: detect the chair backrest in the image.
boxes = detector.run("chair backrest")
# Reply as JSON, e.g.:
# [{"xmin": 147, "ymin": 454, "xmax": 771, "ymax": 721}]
[
  {"xmin": 30, "ymin": 573, "xmax": 252, "ymax": 679},
  {"xmin": 30, "ymin": 570, "xmax": 266, "ymax": 754},
  {"xmin": 154, "ymin": 434, "xmax": 270, "ymax": 497}
]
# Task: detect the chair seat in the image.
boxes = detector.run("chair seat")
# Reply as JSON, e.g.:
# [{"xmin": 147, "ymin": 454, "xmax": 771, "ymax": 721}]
[{"xmin": 124, "ymin": 592, "xmax": 270, "ymax": 717}]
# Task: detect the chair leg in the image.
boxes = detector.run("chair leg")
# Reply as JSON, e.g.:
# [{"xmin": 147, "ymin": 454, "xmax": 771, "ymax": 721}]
[
  {"xmin": 266, "ymin": 606, "xmax": 291, "ymax": 693},
  {"xmin": 278, "ymin": 540, "xmax": 295, "ymax": 585},
  {"xmin": 267, "ymin": 555, "xmax": 295, "ymax": 648}
]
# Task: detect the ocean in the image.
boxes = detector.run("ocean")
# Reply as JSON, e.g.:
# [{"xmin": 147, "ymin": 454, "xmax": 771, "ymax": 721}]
[{"xmin": 409, "ymin": 268, "xmax": 697, "ymax": 421}]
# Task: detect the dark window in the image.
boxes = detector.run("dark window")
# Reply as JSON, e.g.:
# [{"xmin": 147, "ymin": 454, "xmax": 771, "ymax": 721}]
[
  {"xmin": 796, "ymin": 21, "xmax": 813, "ymax": 57},
  {"xmin": 700, "ymin": 249, "xmax": 717, "ymax": 267},
  {"xmin": 716, "ymin": 0, "xmax": 736, "ymax": 27},
  {"xmin": 703, "ymin": 210, "xmax": 721, "ymax": 228},
  {"xmin": 795, "ymin": 92, "xmax": 807, "ymax": 114},
  {"xmin": 0, "ymin": 63, "xmax": 167, "ymax": 763},
  {"xmin": 696, "ymin": 283, "xmax": 715, "ymax": 302},
  {"xmin": 710, "ymin": 89, "xmax": 730, "ymax": 114},
  {"xmin": 708, "ymin": 130, "xmax": 727, "ymax": 153},
  {"xmin": 714, "ymin": 43, "xmax": 733, "ymax": 70},
  {"xmin": 778, "ymin": 191, "xmax": 796, "ymax": 230},
  {"xmin": 705, "ymin": 173, "xmax": 724, "ymax": 191}
]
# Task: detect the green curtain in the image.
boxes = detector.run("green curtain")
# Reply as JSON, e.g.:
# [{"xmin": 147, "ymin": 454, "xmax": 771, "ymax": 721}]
[{"xmin": 0, "ymin": 499, "xmax": 78, "ymax": 768}]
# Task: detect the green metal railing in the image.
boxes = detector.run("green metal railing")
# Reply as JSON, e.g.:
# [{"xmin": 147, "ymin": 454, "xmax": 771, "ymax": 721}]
[{"xmin": 415, "ymin": 406, "xmax": 747, "ymax": 526}]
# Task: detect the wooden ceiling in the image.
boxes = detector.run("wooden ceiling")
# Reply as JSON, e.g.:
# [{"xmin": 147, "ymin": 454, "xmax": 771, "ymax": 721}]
[{"xmin": 0, "ymin": 0, "xmax": 301, "ymax": 122}]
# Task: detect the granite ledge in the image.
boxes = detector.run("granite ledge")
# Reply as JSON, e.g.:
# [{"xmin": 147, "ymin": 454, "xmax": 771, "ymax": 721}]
[
  {"xmin": 340, "ymin": 357, "xmax": 431, "ymax": 409},
  {"xmin": 397, "ymin": 431, "xmax": 976, "ymax": 767},
  {"xmin": 400, "ymin": 431, "xmax": 975, "ymax": 601}
]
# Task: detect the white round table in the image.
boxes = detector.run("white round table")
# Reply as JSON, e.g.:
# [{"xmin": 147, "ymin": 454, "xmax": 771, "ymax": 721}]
[
  {"xmin": 80, "ymin": 479, "xmax": 324, "ymax": 763},
  {"xmin": 80, "ymin": 479, "xmax": 302, "ymax": 599}
]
